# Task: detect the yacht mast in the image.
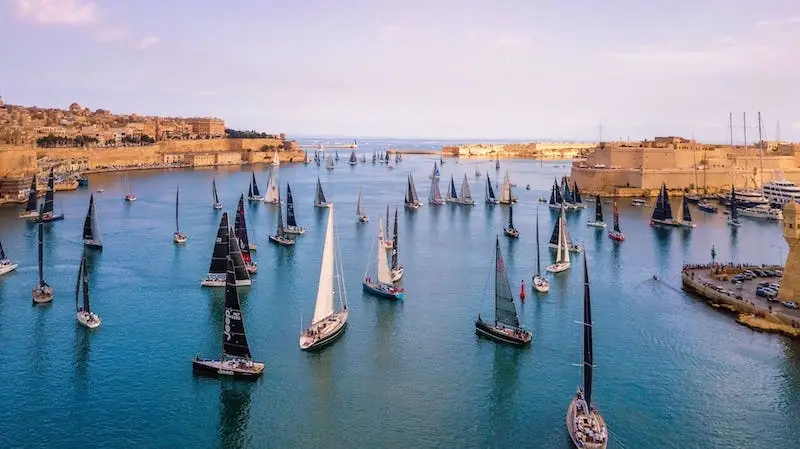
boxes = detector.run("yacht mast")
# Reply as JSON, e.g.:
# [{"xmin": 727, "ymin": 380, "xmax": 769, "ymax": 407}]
[
  {"xmin": 728, "ymin": 113, "xmax": 735, "ymax": 188},
  {"xmin": 758, "ymin": 111, "xmax": 765, "ymax": 189},
  {"xmin": 742, "ymin": 112, "xmax": 748, "ymax": 190}
]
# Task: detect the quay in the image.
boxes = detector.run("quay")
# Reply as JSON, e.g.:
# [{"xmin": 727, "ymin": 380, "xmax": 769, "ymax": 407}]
[
  {"xmin": 681, "ymin": 264, "xmax": 800, "ymax": 338},
  {"xmin": 387, "ymin": 149, "xmax": 440, "ymax": 155}
]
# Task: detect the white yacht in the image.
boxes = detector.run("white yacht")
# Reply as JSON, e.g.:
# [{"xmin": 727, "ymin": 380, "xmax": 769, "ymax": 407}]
[
  {"xmin": 762, "ymin": 179, "xmax": 800, "ymax": 208},
  {"xmin": 739, "ymin": 204, "xmax": 783, "ymax": 220}
]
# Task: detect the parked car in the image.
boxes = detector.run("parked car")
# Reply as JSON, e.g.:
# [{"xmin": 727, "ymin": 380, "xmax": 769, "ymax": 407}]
[{"xmin": 782, "ymin": 301, "xmax": 798, "ymax": 309}]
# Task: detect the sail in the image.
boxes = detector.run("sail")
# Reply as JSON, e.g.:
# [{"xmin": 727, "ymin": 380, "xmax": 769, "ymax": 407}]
[
  {"xmin": 652, "ymin": 183, "xmax": 673, "ymax": 221},
  {"xmin": 276, "ymin": 185, "xmax": 285, "ymax": 235},
  {"xmin": 561, "ymin": 207, "xmax": 571, "ymax": 264},
  {"xmin": 573, "ymin": 182, "xmax": 583, "ymax": 203},
  {"xmin": 315, "ymin": 178, "xmax": 327, "ymax": 204},
  {"xmin": 535, "ymin": 209, "xmax": 541, "ymax": 274},
  {"xmin": 494, "ymin": 237, "xmax": 520, "ymax": 328},
  {"xmin": 554, "ymin": 179, "xmax": 563, "ymax": 203},
  {"xmin": 228, "ymin": 225, "xmax": 250, "ymax": 282},
  {"xmin": 357, "ymin": 189, "xmax": 365, "ymax": 216},
  {"xmin": 385, "ymin": 206, "xmax": 390, "ymax": 237},
  {"xmin": 208, "ymin": 213, "xmax": 230, "ymax": 275},
  {"xmin": 487, "ymin": 174, "xmax": 497, "ymax": 200},
  {"xmin": 594, "ymin": 195, "xmax": 604, "ymax": 222},
  {"xmin": 448, "ymin": 176, "xmax": 457, "ymax": 199},
  {"xmin": 251, "ymin": 172, "xmax": 260, "ymax": 197},
  {"xmin": 313, "ymin": 205, "xmax": 336, "ymax": 324},
  {"xmin": 429, "ymin": 176, "xmax": 442, "ymax": 202},
  {"xmin": 582, "ymin": 254, "xmax": 594, "ymax": 408},
  {"xmin": 83, "ymin": 194, "xmax": 101, "ymax": 243},
  {"xmin": 81, "ymin": 253, "xmax": 90, "ymax": 312},
  {"xmin": 0, "ymin": 239, "xmax": 5, "ymax": 260},
  {"xmin": 509, "ymin": 204, "xmax": 514, "ymax": 229},
  {"xmin": 175, "ymin": 187, "xmax": 181, "ymax": 232},
  {"xmin": 409, "ymin": 174, "xmax": 420, "ymax": 202},
  {"xmin": 549, "ymin": 213, "xmax": 560, "ymax": 246},
  {"xmin": 460, "ymin": 174, "xmax": 473, "ymax": 201},
  {"xmin": 24, "ymin": 175, "xmax": 37, "ymax": 213},
  {"xmin": 349, "ymin": 151, "xmax": 357, "ymax": 163},
  {"xmin": 37, "ymin": 205, "xmax": 44, "ymax": 284},
  {"xmin": 501, "ymin": 174, "xmax": 512, "ymax": 203},
  {"xmin": 265, "ymin": 173, "xmax": 279, "ymax": 203},
  {"xmin": 391, "ymin": 209, "xmax": 399, "ymax": 269},
  {"xmin": 222, "ymin": 258, "xmax": 253, "ymax": 360},
  {"xmin": 405, "ymin": 177, "xmax": 412, "ymax": 205},
  {"xmin": 43, "ymin": 168, "xmax": 55, "ymax": 215},
  {"xmin": 234, "ymin": 196, "xmax": 252, "ymax": 264},
  {"xmin": 432, "ymin": 162, "xmax": 440, "ymax": 178},
  {"xmin": 549, "ymin": 184, "xmax": 556, "ymax": 205},
  {"xmin": 247, "ymin": 184, "xmax": 252, "ymax": 198},
  {"xmin": 563, "ymin": 180, "xmax": 573, "ymax": 204},
  {"xmin": 326, "ymin": 155, "xmax": 335, "ymax": 169},
  {"xmin": 272, "ymin": 150, "xmax": 279, "ymax": 166},
  {"xmin": 286, "ymin": 184, "xmax": 298, "ymax": 227},
  {"xmin": 376, "ymin": 218, "xmax": 392, "ymax": 285},
  {"xmin": 212, "ymin": 178, "xmax": 219, "ymax": 204},
  {"xmin": 613, "ymin": 202, "xmax": 621, "ymax": 232},
  {"xmin": 681, "ymin": 197, "xmax": 692, "ymax": 223},
  {"xmin": 730, "ymin": 188, "xmax": 739, "ymax": 220},
  {"xmin": 74, "ymin": 254, "xmax": 83, "ymax": 311}
]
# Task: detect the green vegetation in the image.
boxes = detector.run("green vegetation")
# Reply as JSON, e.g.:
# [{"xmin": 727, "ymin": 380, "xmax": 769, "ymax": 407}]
[{"xmin": 225, "ymin": 128, "xmax": 278, "ymax": 139}]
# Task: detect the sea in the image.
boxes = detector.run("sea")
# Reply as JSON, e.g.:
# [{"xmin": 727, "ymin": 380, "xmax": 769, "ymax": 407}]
[{"xmin": 0, "ymin": 137, "xmax": 798, "ymax": 448}]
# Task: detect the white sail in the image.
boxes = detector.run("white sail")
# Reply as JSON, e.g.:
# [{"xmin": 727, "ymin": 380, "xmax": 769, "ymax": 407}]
[
  {"xmin": 556, "ymin": 213, "xmax": 564, "ymax": 263},
  {"xmin": 460, "ymin": 174, "xmax": 473, "ymax": 201},
  {"xmin": 313, "ymin": 204, "xmax": 336, "ymax": 323},
  {"xmin": 326, "ymin": 155, "xmax": 335, "ymax": 169},
  {"xmin": 501, "ymin": 174, "xmax": 512, "ymax": 203},
  {"xmin": 265, "ymin": 173, "xmax": 279, "ymax": 203},
  {"xmin": 376, "ymin": 219, "xmax": 393, "ymax": 285},
  {"xmin": 272, "ymin": 150, "xmax": 280, "ymax": 166},
  {"xmin": 561, "ymin": 207, "xmax": 571, "ymax": 264},
  {"xmin": 378, "ymin": 216, "xmax": 385, "ymax": 242}
]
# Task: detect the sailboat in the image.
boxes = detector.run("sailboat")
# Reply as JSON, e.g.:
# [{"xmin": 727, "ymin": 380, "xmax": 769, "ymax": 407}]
[
  {"xmin": 356, "ymin": 188, "xmax": 369, "ymax": 223},
  {"xmin": 447, "ymin": 174, "xmax": 475, "ymax": 205},
  {"xmin": 271, "ymin": 149, "xmax": 280, "ymax": 167},
  {"xmin": 547, "ymin": 205, "xmax": 572, "ymax": 273},
  {"xmin": 234, "ymin": 195, "xmax": 258, "ymax": 274},
  {"xmin": 572, "ymin": 182, "xmax": 586, "ymax": 209},
  {"xmin": 283, "ymin": 183, "xmax": 306, "ymax": 235},
  {"xmin": 428, "ymin": 174, "xmax": 446, "ymax": 206},
  {"xmin": 566, "ymin": 254, "xmax": 609, "ymax": 449},
  {"xmin": 504, "ymin": 204, "xmax": 520, "ymax": 238},
  {"xmin": 124, "ymin": 174, "xmax": 136, "ymax": 202},
  {"xmin": 247, "ymin": 172, "xmax": 262, "ymax": 202},
  {"xmin": 304, "ymin": 150, "xmax": 310, "ymax": 166},
  {"xmin": 362, "ymin": 217, "xmax": 405, "ymax": 300},
  {"xmin": 485, "ymin": 173, "xmax": 499, "ymax": 205},
  {"xmin": 532, "ymin": 208, "xmax": 550, "ymax": 292},
  {"xmin": 495, "ymin": 154, "xmax": 500, "ymax": 171},
  {"xmin": 475, "ymin": 167, "xmax": 481, "ymax": 177},
  {"xmin": 201, "ymin": 212, "xmax": 252, "ymax": 287},
  {"xmin": 475, "ymin": 236, "xmax": 531, "ymax": 345},
  {"xmin": 37, "ymin": 168, "xmax": 64, "ymax": 222},
  {"xmin": 499, "ymin": 173, "xmax": 516, "ymax": 204},
  {"xmin": 549, "ymin": 204, "xmax": 582, "ymax": 252},
  {"xmin": 349, "ymin": 150, "xmax": 357, "ymax": 165},
  {"xmin": 404, "ymin": 174, "xmax": 423, "ymax": 209},
  {"xmin": 440, "ymin": 156, "xmax": 445, "ymax": 165},
  {"xmin": 549, "ymin": 179, "xmax": 564, "ymax": 210},
  {"xmin": 587, "ymin": 195, "xmax": 606, "ymax": 228},
  {"xmin": 445, "ymin": 175, "xmax": 458, "ymax": 203},
  {"xmin": 372, "ymin": 151, "xmax": 377, "ymax": 164},
  {"xmin": 381, "ymin": 205, "xmax": 393, "ymax": 249},
  {"xmin": 300, "ymin": 204, "xmax": 349, "ymax": 350},
  {"xmin": 563, "ymin": 178, "xmax": 577, "ymax": 210},
  {"xmin": 75, "ymin": 250, "xmax": 101, "ymax": 329},
  {"xmin": 212, "ymin": 178, "xmax": 223, "ymax": 209},
  {"xmin": 174, "ymin": 186, "xmax": 188, "ymax": 243},
  {"xmin": 270, "ymin": 184, "xmax": 296, "ymax": 246},
  {"xmin": 679, "ymin": 196, "xmax": 696, "ymax": 228},
  {"xmin": 263, "ymin": 173, "xmax": 280, "ymax": 204},
  {"xmin": 389, "ymin": 208, "xmax": 404, "ymax": 282},
  {"xmin": 193, "ymin": 257, "xmax": 264, "ymax": 379},
  {"xmin": 608, "ymin": 201, "xmax": 625, "ymax": 241},
  {"xmin": 650, "ymin": 183, "xmax": 679, "ymax": 227},
  {"xmin": 335, "ymin": 150, "xmax": 340, "ymax": 162},
  {"xmin": 314, "ymin": 178, "xmax": 332, "ymax": 208},
  {"xmin": 0, "ymin": 237, "xmax": 19, "ymax": 276},
  {"xmin": 429, "ymin": 161, "xmax": 441, "ymax": 179},
  {"xmin": 19, "ymin": 174, "xmax": 39, "ymax": 219},
  {"xmin": 32, "ymin": 205, "xmax": 54, "ymax": 303},
  {"xmin": 82, "ymin": 194, "xmax": 103, "ymax": 249},
  {"xmin": 728, "ymin": 187, "xmax": 742, "ymax": 227}
]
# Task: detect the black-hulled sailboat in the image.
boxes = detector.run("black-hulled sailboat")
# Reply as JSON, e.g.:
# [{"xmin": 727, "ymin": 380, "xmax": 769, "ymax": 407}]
[
  {"xmin": 234, "ymin": 195, "xmax": 257, "ymax": 274},
  {"xmin": 532, "ymin": 208, "xmax": 550, "ymax": 292},
  {"xmin": 0, "ymin": 237, "xmax": 19, "ymax": 276},
  {"xmin": 389, "ymin": 208, "xmax": 404, "ymax": 282},
  {"xmin": 173, "ymin": 186, "xmax": 188, "ymax": 243},
  {"xmin": 283, "ymin": 183, "xmax": 306, "ymax": 234},
  {"xmin": 549, "ymin": 178, "xmax": 564, "ymax": 210},
  {"xmin": 349, "ymin": 150, "xmax": 357, "ymax": 165},
  {"xmin": 83, "ymin": 194, "xmax": 103, "ymax": 249},
  {"xmin": 356, "ymin": 187, "xmax": 369, "ymax": 223},
  {"xmin": 362, "ymin": 216, "xmax": 405, "ymax": 300},
  {"xmin": 504, "ymin": 203, "xmax": 519, "ymax": 238},
  {"xmin": 212, "ymin": 177, "xmax": 223, "ymax": 209},
  {"xmin": 566, "ymin": 254, "xmax": 609, "ymax": 449},
  {"xmin": 300, "ymin": 204, "xmax": 349, "ymax": 350},
  {"xmin": 193, "ymin": 257, "xmax": 264, "ymax": 379},
  {"xmin": 608, "ymin": 200, "xmax": 625, "ymax": 241},
  {"xmin": 19, "ymin": 174, "xmax": 39, "ymax": 219},
  {"xmin": 314, "ymin": 177, "xmax": 332, "ymax": 208},
  {"xmin": 270, "ymin": 185, "xmax": 296, "ymax": 246},
  {"xmin": 587, "ymin": 195, "xmax": 606, "ymax": 228},
  {"xmin": 75, "ymin": 250, "xmax": 101, "ymax": 328},
  {"xmin": 475, "ymin": 236, "xmax": 531, "ymax": 345},
  {"xmin": 404, "ymin": 174, "xmax": 423, "ymax": 209},
  {"xmin": 202, "ymin": 212, "xmax": 251, "ymax": 287},
  {"xmin": 247, "ymin": 172, "xmax": 262, "ymax": 202},
  {"xmin": 573, "ymin": 181, "xmax": 586, "ymax": 209},
  {"xmin": 679, "ymin": 196, "xmax": 696, "ymax": 228},
  {"xmin": 32, "ymin": 204, "xmax": 54, "ymax": 303},
  {"xmin": 37, "ymin": 168, "xmax": 64, "ymax": 222},
  {"xmin": 650, "ymin": 183, "xmax": 679, "ymax": 227},
  {"xmin": 485, "ymin": 172, "xmax": 499, "ymax": 205},
  {"xmin": 728, "ymin": 187, "xmax": 741, "ymax": 227}
]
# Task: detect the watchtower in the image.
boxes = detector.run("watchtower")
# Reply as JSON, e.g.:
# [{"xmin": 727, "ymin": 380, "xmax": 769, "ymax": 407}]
[{"xmin": 778, "ymin": 201, "xmax": 800, "ymax": 301}]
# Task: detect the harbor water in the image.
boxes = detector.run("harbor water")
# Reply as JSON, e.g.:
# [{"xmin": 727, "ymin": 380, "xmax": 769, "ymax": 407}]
[{"xmin": 0, "ymin": 138, "xmax": 798, "ymax": 448}]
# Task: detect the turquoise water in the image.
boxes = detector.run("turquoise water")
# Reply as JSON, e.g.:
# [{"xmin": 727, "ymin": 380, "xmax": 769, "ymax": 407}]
[{"xmin": 0, "ymin": 139, "xmax": 798, "ymax": 448}]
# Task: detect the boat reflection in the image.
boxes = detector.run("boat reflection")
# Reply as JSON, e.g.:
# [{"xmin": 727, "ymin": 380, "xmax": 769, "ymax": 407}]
[{"xmin": 218, "ymin": 383, "xmax": 254, "ymax": 449}]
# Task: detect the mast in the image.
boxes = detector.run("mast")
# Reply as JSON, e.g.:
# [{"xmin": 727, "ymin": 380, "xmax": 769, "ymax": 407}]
[
  {"xmin": 758, "ymin": 111, "xmax": 765, "ymax": 189},
  {"xmin": 494, "ymin": 237, "xmax": 519, "ymax": 327},
  {"xmin": 82, "ymin": 252, "xmax": 90, "ymax": 313},
  {"xmin": 0, "ymin": 239, "xmax": 5, "ymax": 260},
  {"xmin": 535, "ymin": 208, "xmax": 541, "ymax": 274},
  {"xmin": 208, "ymin": 213, "xmax": 230, "ymax": 275},
  {"xmin": 43, "ymin": 167, "xmax": 55, "ymax": 215},
  {"xmin": 234, "ymin": 195, "xmax": 252, "ymax": 264},
  {"xmin": 276, "ymin": 185, "xmax": 285, "ymax": 236},
  {"xmin": 582, "ymin": 254, "xmax": 594, "ymax": 408},
  {"xmin": 313, "ymin": 205, "xmax": 336, "ymax": 324},
  {"xmin": 376, "ymin": 218, "xmax": 392, "ymax": 284},
  {"xmin": 613, "ymin": 202, "xmax": 621, "ymax": 233},
  {"xmin": 221, "ymin": 257, "xmax": 253, "ymax": 361},
  {"xmin": 37, "ymin": 204, "xmax": 44, "ymax": 284},
  {"xmin": 74, "ymin": 253, "xmax": 83, "ymax": 312},
  {"xmin": 743, "ymin": 112, "xmax": 748, "ymax": 189},
  {"xmin": 357, "ymin": 188, "xmax": 364, "ymax": 216},
  {"xmin": 212, "ymin": 178, "xmax": 219, "ymax": 204},
  {"xmin": 729, "ymin": 113, "xmax": 735, "ymax": 188},
  {"xmin": 286, "ymin": 184, "xmax": 298, "ymax": 227},
  {"xmin": 730, "ymin": 187, "xmax": 739, "ymax": 221},
  {"xmin": 175, "ymin": 186, "xmax": 180, "ymax": 232},
  {"xmin": 391, "ymin": 209, "xmax": 399, "ymax": 269},
  {"xmin": 595, "ymin": 195, "xmax": 603, "ymax": 222},
  {"xmin": 406, "ymin": 175, "xmax": 413, "ymax": 204},
  {"xmin": 385, "ymin": 205, "xmax": 390, "ymax": 237}
]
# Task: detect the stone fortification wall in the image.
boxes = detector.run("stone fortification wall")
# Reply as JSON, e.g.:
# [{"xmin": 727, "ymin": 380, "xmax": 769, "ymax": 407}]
[{"xmin": 0, "ymin": 145, "xmax": 37, "ymax": 178}]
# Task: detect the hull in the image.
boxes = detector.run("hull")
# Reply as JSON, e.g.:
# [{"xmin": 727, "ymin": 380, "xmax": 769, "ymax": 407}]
[
  {"xmin": 213, "ymin": 203, "xmax": 223, "ymax": 209},
  {"xmin": 548, "ymin": 203, "xmax": 562, "ymax": 210},
  {"xmin": 19, "ymin": 210, "xmax": 39, "ymax": 219},
  {"xmin": 546, "ymin": 262, "xmax": 571, "ymax": 273},
  {"xmin": 264, "ymin": 199, "xmax": 281, "ymax": 205},
  {"xmin": 76, "ymin": 311, "xmax": 101, "ymax": 329},
  {"xmin": 201, "ymin": 276, "xmax": 250, "ymax": 287},
  {"xmin": 247, "ymin": 196, "xmax": 262, "ymax": 202},
  {"xmin": 358, "ymin": 216, "xmax": 369, "ymax": 223},
  {"xmin": 362, "ymin": 282, "xmax": 404, "ymax": 300},
  {"xmin": 382, "ymin": 240, "xmax": 393, "ymax": 249},
  {"xmin": 300, "ymin": 310, "xmax": 349, "ymax": 351},
  {"xmin": 246, "ymin": 264, "xmax": 258, "ymax": 274},
  {"xmin": 314, "ymin": 202, "xmax": 332, "ymax": 208},
  {"xmin": 83, "ymin": 239, "xmax": 103, "ymax": 249},
  {"xmin": 486, "ymin": 198, "xmax": 499, "ymax": 205},
  {"xmin": 269, "ymin": 235, "xmax": 296, "ymax": 246},
  {"xmin": 391, "ymin": 266, "xmax": 404, "ymax": 282},
  {"xmin": 586, "ymin": 221, "xmax": 607, "ymax": 228},
  {"xmin": 474, "ymin": 319, "xmax": 531, "ymax": 345},
  {"xmin": 32, "ymin": 285, "xmax": 54, "ymax": 303},
  {"xmin": 504, "ymin": 227, "xmax": 520, "ymax": 238},
  {"xmin": 728, "ymin": 218, "xmax": 742, "ymax": 227},
  {"xmin": 404, "ymin": 202, "xmax": 422, "ymax": 210},
  {"xmin": 173, "ymin": 232, "xmax": 188, "ymax": 243},
  {"xmin": 283, "ymin": 225, "xmax": 306, "ymax": 235},
  {"xmin": 608, "ymin": 231, "xmax": 625, "ymax": 241},
  {"xmin": 429, "ymin": 199, "xmax": 446, "ymax": 206},
  {"xmin": 650, "ymin": 218, "xmax": 683, "ymax": 228},
  {"xmin": 548, "ymin": 243, "xmax": 582, "ymax": 253},
  {"xmin": 532, "ymin": 275, "xmax": 550, "ymax": 293},
  {"xmin": 192, "ymin": 357, "xmax": 264, "ymax": 379},
  {"xmin": 566, "ymin": 397, "xmax": 608, "ymax": 449},
  {"xmin": 697, "ymin": 204, "xmax": 718, "ymax": 213},
  {"xmin": 125, "ymin": 195, "xmax": 137, "ymax": 202},
  {"xmin": 445, "ymin": 198, "xmax": 475, "ymax": 205},
  {"xmin": 678, "ymin": 222, "xmax": 696, "ymax": 228},
  {"xmin": 0, "ymin": 262, "xmax": 19, "ymax": 276},
  {"xmin": 37, "ymin": 213, "xmax": 64, "ymax": 223}
]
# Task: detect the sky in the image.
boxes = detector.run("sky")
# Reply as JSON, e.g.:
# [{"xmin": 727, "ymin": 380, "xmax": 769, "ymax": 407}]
[{"xmin": 0, "ymin": 0, "xmax": 799, "ymax": 142}]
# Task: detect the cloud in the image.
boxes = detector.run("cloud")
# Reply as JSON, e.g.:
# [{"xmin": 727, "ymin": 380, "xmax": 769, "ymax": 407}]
[
  {"xmin": 136, "ymin": 35, "xmax": 161, "ymax": 50},
  {"xmin": 11, "ymin": 0, "xmax": 97, "ymax": 25},
  {"xmin": 755, "ymin": 16, "xmax": 800, "ymax": 29},
  {"xmin": 92, "ymin": 27, "xmax": 129, "ymax": 43}
]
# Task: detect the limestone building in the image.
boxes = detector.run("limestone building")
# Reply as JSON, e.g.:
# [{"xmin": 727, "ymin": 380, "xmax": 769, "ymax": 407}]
[{"xmin": 779, "ymin": 201, "xmax": 799, "ymax": 302}]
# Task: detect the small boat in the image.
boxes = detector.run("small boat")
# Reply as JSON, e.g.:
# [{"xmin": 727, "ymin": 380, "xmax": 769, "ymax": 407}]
[
  {"xmin": 631, "ymin": 198, "xmax": 647, "ymax": 207},
  {"xmin": 499, "ymin": 173, "xmax": 517, "ymax": 204},
  {"xmin": 173, "ymin": 186, "xmax": 188, "ymax": 244},
  {"xmin": 381, "ymin": 206, "xmax": 393, "ymax": 249},
  {"xmin": 445, "ymin": 174, "xmax": 476, "ymax": 205},
  {"xmin": 356, "ymin": 188, "xmax": 369, "ymax": 223},
  {"xmin": 739, "ymin": 204, "xmax": 783, "ymax": 220},
  {"xmin": 485, "ymin": 173, "xmax": 499, "ymax": 205},
  {"xmin": 549, "ymin": 179, "xmax": 563, "ymax": 210},
  {"xmin": 697, "ymin": 200, "xmax": 717, "ymax": 213},
  {"xmin": 532, "ymin": 208, "xmax": 549, "ymax": 293},
  {"xmin": 283, "ymin": 183, "xmax": 306, "ymax": 235},
  {"xmin": 678, "ymin": 196, "xmax": 696, "ymax": 228},
  {"xmin": 314, "ymin": 177, "xmax": 332, "ymax": 208},
  {"xmin": 263, "ymin": 172, "xmax": 280, "ymax": 204},
  {"xmin": 608, "ymin": 201, "xmax": 625, "ymax": 241},
  {"xmin": 32, "ymin": 205, "xmax": 54, "ymax": 303},
  {"xmin": 271, "ymin": 149, "xmax": 280, "ymax": 167},
  {"xmin": 360, "ymin": 154, "xmax": 366, "ymax": 163},
  {"xmin": 212, "ymin": 178, "xmax": 222, "ymax": 209},
  {"xmin": 475, "ymin": 167, "xmax": 481, "ymax": 177},
  {"xmin": 0, "ymin": 237, "xmax": 19, "ymax": 276},
  {"xmin": 193, "ymin": 257, "xmax": 264, "ymax": 379},
  {"xmin": 429, "ymin": 162, "xmax": 441, "ymax": 179},
  {"xmin": 234, "ymin": 195, "xmax": 257, "ymax": 274},
  {"xmin": 201, "ymin": 212, "xmax": 252, "ymax": 287},
  {"xmin": 728, "ymin": 187, "xmax": 742, "ymax": 227},
  {"xmin": 82, "ymin": 194, "xmax": 103, "ymax": 249},
  {"xmin": 404, "ymin": 174, "xmax": 423, "ymax": 209},
  {"xmin": 124, "ymin": 175, "xmax": 136, "ymax": 202},
  {"xmin": 440, "ymin": 156, "xmax": 445, "ymax": 165},
  {"xmin": 650, "ymin": 183, "xmax": 681, "ymax": 227},
  {"xmin": 389, "ymin": 208, "xmax": 404, "ymax": 282},
  {"xmin": 526, "ymin": 184, "xmax": 531, "ymax": 190},
  {"xmin": 566, "ymin": 254, "xmax": 609, "ymax": 449},
  {"xmin": 270, "ymin": 184, "xmax": 296, "ymax": 246},
  {"xmin": 685, "ymin": 194, "xmax": 701, "ymax": 203},
  {"xmin": 247, "ymin": 172, "xmax": 262, "ymax": 202},
  {"xmin": 37, "ymin": 168, "xmax": 65, "ymax": 222},
  {"xmin": 372, "ymin": 151, "xmax": 377, "ymax": 164},
  {"xmin": 349, "ymin": 150, "xmax": 357, "ymax": 166},
  {"xmin": 547, "ymin": 205, "xmax": 572, "ymax": 273},
  {"xmin": 77, "ymin": 176, "xmax": 89, "ymax": 188},
  {"xmin": 428, "ymin": 173, "xmax": 446, "ymax": 206},
  {"xmin": 504, "ymin": 203, "xmax": 520, "ymax": 238},
  {"xmin": 548, "ymin": 204, "xmax": 582, "ymax": 253},
  {"xmin": 475, "ymin": 237, "xmax": 532, "ymax": 345},
  {"xmin": 96, "ymin": 187, "xmax": 104, "ymax": 193},
  {"xmin": 75, "ymin": 250, "xmax": 101, "ymax": 329},
  {"xmin": 586, "ymin": 195, "xmax": 606, "ymax": 228},
  {"xmin": 362, "ymin": 217, "xmax": 404, "ymax": 300},
  {"xmin": 300, "ymin": 204, "xmax": 349, "ymax": 351},
  {"xmin": 495, "ymin": 155, "xmax": 500, "ymax": 171},
  {"xmin": 304, "ymin": 150, "xmax": 310, "ymax": 166},
  {"xmin": 19, "ymin": 175, "xmax": 39, "ymax": 219},
  {"xmin": 335, "ymin": 150, "xmax": 340, "ymax": 162}
]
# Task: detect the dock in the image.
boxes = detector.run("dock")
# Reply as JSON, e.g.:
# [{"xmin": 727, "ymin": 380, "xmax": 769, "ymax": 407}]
[{"xmin": 681, "ymin": 264, "xmax": 800, "ymax": 338}]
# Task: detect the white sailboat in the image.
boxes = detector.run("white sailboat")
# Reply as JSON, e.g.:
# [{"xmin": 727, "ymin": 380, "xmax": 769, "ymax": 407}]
[
  {"xmin": 124, "ymin": 175, "xmax": 136, "ymax": 202},
  {"xmin": 362, "ymin": 217, "xmax": 405, "ymax": 300},
  {"xmin": 75, "ymin": 250, "xmax": 101, "ymax": 329},
  {"xmin": 546, "ymin": 205, "xmax": 572, "ymax": 273},
  {"xmin": 271, "ymin": 149, "xmax": 280, "ymax": 167},
  {"xmin": 356, "ymin": 188, "xmax": 369, "ymax": 223},
  {"xmin": 212, "ymin": 178, "xmax": 223, "ymax": 209},
  {"xmin": 264, "ymin": 173, "xmax": 280, "ymax": 204},
  {"xmin": 173, "ymin": 186, "xmax": 188, "ymax": 244},
  {"xmin": 532, "ymin": 208, "xmax": 550, "ymax": 292},
  {"xmin": 499, "ymin": 173, "xmax": 517, "ymax": 204},
  {"xmin": 0, "ymin": 237, "xmax": 18, "ymax": 276},
  {"xmin": 381, "ymin": 206, "xmax": 393, "ymax": 249},
  {"xmin": 300, "ymin": 204, "xmax": 349, "ymax": 350}
]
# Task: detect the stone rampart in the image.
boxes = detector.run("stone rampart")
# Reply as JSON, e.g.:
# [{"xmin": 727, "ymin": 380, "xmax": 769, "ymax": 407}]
[{"xmin": 0, "ymin": 145, "xmax": 37, "ymax": 178}]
